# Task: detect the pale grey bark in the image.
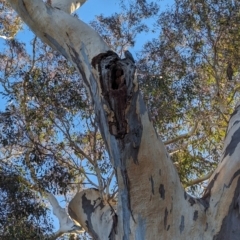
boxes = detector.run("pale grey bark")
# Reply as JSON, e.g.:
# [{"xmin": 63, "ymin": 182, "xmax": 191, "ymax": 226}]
[
  {"xmin": 68, "ymin": 189, "xmax": 117, "ymax": 240},
  {"xmin": 49, "ymin": 0, "xmax": 86, "ymax": 14},
  {"xmin": 46, "ymin": 192, "xmax": 83, "ymax": 238},
  {"xmin": 7, "ymin": 1, "xmax": 240, "ymax": 239}
]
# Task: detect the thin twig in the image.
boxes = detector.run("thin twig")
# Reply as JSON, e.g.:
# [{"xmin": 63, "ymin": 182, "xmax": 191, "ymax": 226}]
[{"xmin": 164, "ymin": 121, "xmax": 199, "ymax": 145}]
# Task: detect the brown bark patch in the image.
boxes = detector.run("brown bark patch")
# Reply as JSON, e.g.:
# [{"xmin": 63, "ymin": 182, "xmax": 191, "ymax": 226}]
[{"xmin": 92, "ymin": 51, "xmax": 136, "ymax": 139}]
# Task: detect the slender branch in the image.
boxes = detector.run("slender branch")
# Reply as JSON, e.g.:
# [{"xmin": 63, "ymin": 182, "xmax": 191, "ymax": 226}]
[
  {"xmin": 185, "ymin": 171, "xmax": 213, "ymax": 188},
  {"xmin": 49, "ymin": 114, "xmax": 96, "ymax": 166},
  {"xmin": 80, "ymin": 168, "xmax": 99, "ymax": 188},
  {"xmin": 14, "ymin": 174, "xmax": 40, "ymax": 192},
  {"xmin": 227, "ymin": 85, "xmax": 240, "ymax": 105},
  {"xmin": 30, "ymin": 36, "xmax": 37, "ymax": 69},
  {"xmin": 0, "ymin": 35, "xmax": 13, "ymax": 40},
  {"xmin": 169, "ymin": 143, "xmax": 188, "ymax": 156},
  {"xmin": 164, "ymin": 121, "xmax": 199, "ymax": 145},
  {"xmin": 106, "ymin": 170, "xmax": 115, "ymax": 196}
]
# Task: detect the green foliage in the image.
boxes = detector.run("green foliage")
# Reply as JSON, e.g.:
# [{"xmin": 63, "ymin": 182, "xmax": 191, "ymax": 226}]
[
  {"xmin": 137, "ymin": 0, "xmax": 240, "ymax": 189},
  {"xmin": 0, "ymin": 170, "xmax": 53, "ymax": 239},
  {"xmin": 90, "ymin": 0, "xmax": 159, "ymax": 53},
  {"xmin": 0, "ymin": 0, "xmax": 22, "ymax": 38}
]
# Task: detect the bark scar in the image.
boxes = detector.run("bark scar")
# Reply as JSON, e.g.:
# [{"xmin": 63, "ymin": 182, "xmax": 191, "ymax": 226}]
[{"xmin": 92, "ymin": 51, "xmax": 130, "ymax": 139}]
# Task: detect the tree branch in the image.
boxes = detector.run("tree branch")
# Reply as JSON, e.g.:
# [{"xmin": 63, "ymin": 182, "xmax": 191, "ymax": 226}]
[
  {"xmin": 46, "ymin": 192, "xmax": 84, "ymax": 238},
  {"xmin": 164, "ymin": 121, "xmax": 199, "ymax": 145},
  {"xmin": 7, "ymin": 175, "xmax": 84, "ymax": 238},
  {"xmin": 185, "ymin": 171, "xmax": 213, "ymax": 188},
  {"xmin": 0, "ymin": 35, "xmax": 13, "ymax": 40}
]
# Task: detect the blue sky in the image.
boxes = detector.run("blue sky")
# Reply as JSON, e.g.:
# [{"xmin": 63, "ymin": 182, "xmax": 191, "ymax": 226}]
[{"xmin": 80, "ymin": 0, "xmax": 174, "ymax": 53}]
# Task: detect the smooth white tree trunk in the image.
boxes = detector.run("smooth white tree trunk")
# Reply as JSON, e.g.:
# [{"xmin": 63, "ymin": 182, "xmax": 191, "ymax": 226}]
[{"xmin": 7, "ymin": 1, "xmax": 240, "ymax": 239}]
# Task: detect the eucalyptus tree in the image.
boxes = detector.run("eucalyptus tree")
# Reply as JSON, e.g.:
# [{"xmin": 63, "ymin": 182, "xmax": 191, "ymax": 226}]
[{"xmin": 2, "ymin": 0, "xmax": 240, "ymax": 239}]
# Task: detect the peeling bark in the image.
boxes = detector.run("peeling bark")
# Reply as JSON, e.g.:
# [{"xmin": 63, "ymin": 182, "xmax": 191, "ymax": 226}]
[{"xmin": 68, "ymin": 189, "xmax": 117, "ymax": 240}]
